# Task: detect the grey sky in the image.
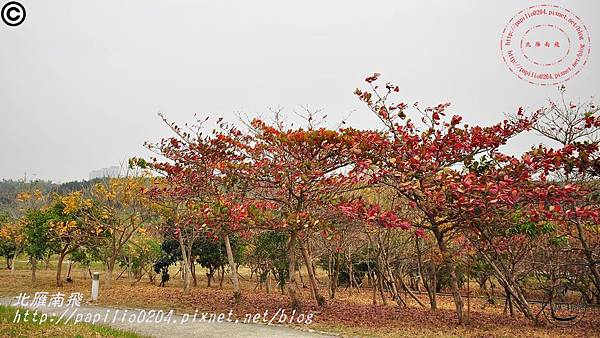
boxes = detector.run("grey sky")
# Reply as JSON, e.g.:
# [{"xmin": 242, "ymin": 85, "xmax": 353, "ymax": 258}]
[{"xmin": 1, "ymin": 0, "xmax": 599, "ymax": 182}]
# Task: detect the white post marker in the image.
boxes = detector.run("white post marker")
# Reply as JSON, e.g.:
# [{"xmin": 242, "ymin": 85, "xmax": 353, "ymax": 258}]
[{"xmin": 91, "ymin": 272, "xmax": 100, "ymax": 301}]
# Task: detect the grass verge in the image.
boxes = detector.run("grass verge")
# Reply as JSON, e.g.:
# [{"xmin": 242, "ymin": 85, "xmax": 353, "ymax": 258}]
[{"xmin": 0, "ymin": 305, "xmax": 145, "ymax": 338}]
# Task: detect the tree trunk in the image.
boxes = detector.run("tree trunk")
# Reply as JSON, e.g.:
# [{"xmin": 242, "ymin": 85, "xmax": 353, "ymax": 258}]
[
  {"xmin": 31, "ymin": 258, "xmax": 37, "ymax": 283},
  {"xmin": 66, "ymin": 261, "xmax": 72, "ymax": 279},
  {"xmin": 333, "ymin": 254, "xmax": 340, "ymax": 297},
  {"xmin": 377, "ymin": 271, "xmax": 388, "ymax": 305},
  {"xmin": 348, "ymin": 252, "xmax": 354, "ymax": 295},
  {"xmin": 224, "ymin": 234, "xmax": 241, "ymax": 300},
  {"xmin": 177, "ymin": 232, "xmax": 192, "ymax": 293},
  {"xmin": 298, "ymin": 268, "xmax": 305, "ymax": 287},
  {"xmin": 476, "ymin": 247, "xmax": 538, "ymax": 323},
  {"xmin": 106, "ymin": 257, "xmax": 116, "ymax": 289},
  {"xmin": 416, "ymin": 236, "xmax": 437, "ymax": 309},
  {"xmin": 127, "ymin": 257, "xmax": 132, "ymax": 279},
  {"xmin": 56, "ymin": 252, "xmax": 67, "ymax": 287},
  {"xmin": 504, "ymin": 286, "xmax": 514, "ymax": 316},
  {"xmin": 434, "ymin": 229, "xmax": 466, "ymax": 324},
  {"xmin": 377, "ymin": 233, "xmax": 405, "ymax": 307},
  {"xmin": 190, "ymin": 258, "xmax": 197, "ymax": 287},
  {"xmin": 327, "ymin": 252, "xmax": 334, "ymax": 299},
  {"xmin": 287, "ymin": 231, "xmax": 301, "ymax": 309},
  {"xmin": 299, "ymin": 238, "xmax": 325, "ymax": 306},
  {"xmin": 398, "ymin": 276, "xmax": 426, "ymax": 307},
  {"xmin": 266, "ymin": 270, "xmax": 272, "ymax": 294},
  {"xmin": 11, "ymin": 250, "xmax": 18, "ymax": 274},
  {"xmin": 219, "ymin": 266, "xmax": 225, "ymax": 287},
  {"xmin": 370, "ymin": 272, "xmax": 378, "ymax": 305},
  {"xmin": 430, "ymin": 262, "xmax": 438, "ymax": 309},
  {"xmin": 575, "ymin": 221, "xmax": 600, "ymax": 296},
  {"xmin": 207, "ymin": 269, "xmax": 213, "ymax": 287}
]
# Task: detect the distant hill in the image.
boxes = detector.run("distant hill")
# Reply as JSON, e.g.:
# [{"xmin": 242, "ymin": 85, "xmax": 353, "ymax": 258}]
[{"xmin": 0, "ymin": 178, "xmax": 103, "ymax": 213}]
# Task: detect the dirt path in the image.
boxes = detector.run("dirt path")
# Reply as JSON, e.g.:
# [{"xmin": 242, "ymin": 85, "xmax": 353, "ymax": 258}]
[{"xmin": 1, "ymin": 297, "xmax": 332, "ymax": 338}]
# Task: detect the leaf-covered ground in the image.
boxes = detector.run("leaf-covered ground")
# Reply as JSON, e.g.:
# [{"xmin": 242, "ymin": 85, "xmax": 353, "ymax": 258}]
[{"xmin": 1, "ymin": 267, "xmax": 599, "ymax": 337}]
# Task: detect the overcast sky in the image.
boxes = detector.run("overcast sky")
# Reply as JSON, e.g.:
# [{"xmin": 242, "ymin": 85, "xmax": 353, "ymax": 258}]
[{"xmin": 1, "ymin": 0, "xmax": 599, "ymax": 182}]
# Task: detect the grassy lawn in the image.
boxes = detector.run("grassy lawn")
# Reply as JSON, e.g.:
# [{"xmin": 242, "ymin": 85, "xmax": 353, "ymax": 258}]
[{"xmin": 0, "ymin": 305, "xmax": 144, "ymax": 338}]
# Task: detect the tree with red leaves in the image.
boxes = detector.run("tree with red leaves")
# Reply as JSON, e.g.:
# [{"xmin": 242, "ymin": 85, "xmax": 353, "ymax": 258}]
[
  {"xmin": 243, "ymin": 113, "xmax": 383, "ymax": 308},
  {"xmin": 454, "ymin": 149, "xmax": 598, "ymax": 323},
  {"xmin": 354, "ymin": 73, "xmax": 540, "ymax": 324},
  {"xmin": 133, "ymin": 114, "xmax": 252, "ymax": 297},
  {"xmin": 529, "ymin": 89, "xmax": 600, "ymax": 300},
  {"xmin": 129, "ymin": 75, "xmax": 600, "ymax": 327}
]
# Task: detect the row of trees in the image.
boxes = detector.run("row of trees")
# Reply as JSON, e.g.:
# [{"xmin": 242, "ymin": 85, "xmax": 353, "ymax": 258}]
[
  {"xmin": 1, "ymin": 75, "xmax": 598, "ymax": 325},
  {"xmin": 128, "ymin": 75, "xmax": 599, "ymax": 324},
  {"xmin": 0, "ymin": 174, "xmax": 161, "ymax": 287}
]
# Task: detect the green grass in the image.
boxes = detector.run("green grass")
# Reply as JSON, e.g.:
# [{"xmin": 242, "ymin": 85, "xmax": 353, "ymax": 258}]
[{"xmin": 0, "ymin": 305, "xmax": 145, "ymax": 338}]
